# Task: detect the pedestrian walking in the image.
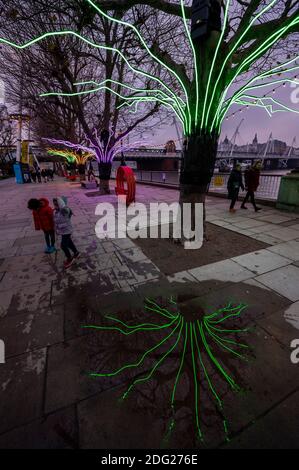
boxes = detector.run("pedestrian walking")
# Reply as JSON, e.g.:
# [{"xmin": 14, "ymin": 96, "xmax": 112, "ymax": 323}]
[
  {"xmin": 53, "ymin": 197, "xmax": 80, "ymax": 269},
  {"xmin": 36, "ymin": 168, "xmax": 42, "ymax": 183},
  {"xmin": 30, "ymin": 170, "xmax": 37, "ymax": 183},
  {"xmin": 227, "ymin": 163, "xmax": 244, "ymax": 213},
  {"xmin": 41, "ymin": 169, "xmax": 48, "ymax": 183},
  {"xmin": 27, "ymin": 198, "xmax": 56, "ymax": 254},
  {"xmin": 241, "ymin": 161, "xmax": 262, "ymax": 212}
]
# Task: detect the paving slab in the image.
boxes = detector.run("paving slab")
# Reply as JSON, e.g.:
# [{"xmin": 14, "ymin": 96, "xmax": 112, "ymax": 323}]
[
  {"xmin": 8, "ymin": 282, "xmax": 52, "ymax": 315},
  {"xmin": 0, "ymin": 306, "xmax": 64, "ymax": 358},
  {"xmin": 224, "ymin": 390, "xmax": 299, "ymax": 449},
  {"xmin": 255, "ymin": 265, "xmax": 299, "ymax": 302},
  {"xmin": 189, "ymin": 259, "xmax": 255, "ymax": 283},
  {"xmin": 247, "ymin": 223, "xmax": 278, "ymax": 234},
  {"xmin": 256, "ymin": 214, "xmax": 294, "ymax": 224},
  {"xmin": 77, "ymin": 387, "xmax": 166, "ymax": 449},
  {"xmin": 266, "ymin": 240, "xmax": 299, "ymax": 261},
  {"xmin": 263, "ymin": 226, "xmax": 299, "ymax": 242},
  {"xmin": 0, "ymin": 240, "xmax": 14, "ymax": 250},
  {"xmin": 0, "ymin": 406, "xmax": 78, "ymax": 449},
  {"xmin": 283, "ymin": 302, "xmax": 299, "ymax": 332},
  {"xmin": 45, "ymin": 331, "xmax": 143, "ymax": 413},
  {"xmin": 232, "ymin": 219, "xmax": 268, "ymax": 229},
  {"xmin": 222, "ymin": 326, "xmax": 299, "ymax": 436},
  {"xmin": 13, "ymin": 234, "xmax": 45, "ymax": 247},
  {"xmin": 51, "ymin": 269, "xmax": 120, "ymax": 305},
  {"xmin": 256, "ymin": 304, "xmax": 299, "ymax": 348},
  {"xmin": 0, "ymin": 348, "xmax": 47, "ymax": 434},
  {"xmin": 232, "ymin": 249, "xmax": 291, "ymax": 275},
  {"xmin": 179, "ymin": 280, "xmax": 290, "ymax": 327}
]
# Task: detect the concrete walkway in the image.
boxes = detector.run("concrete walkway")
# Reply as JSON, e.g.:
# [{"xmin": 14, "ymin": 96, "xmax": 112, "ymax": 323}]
[{"xmin": 0, "ymin": 177, "xmax": 298, "ymax": 449}]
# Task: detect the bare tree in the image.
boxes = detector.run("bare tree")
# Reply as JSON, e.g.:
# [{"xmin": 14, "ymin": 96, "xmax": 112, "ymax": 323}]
[
  {"xmin": 0, "ymin": 0, "xmax": 174, "ymax": 191},
  {"xmin": 0, "ymin": 104, "xmax": 15, "ymax": 175}
]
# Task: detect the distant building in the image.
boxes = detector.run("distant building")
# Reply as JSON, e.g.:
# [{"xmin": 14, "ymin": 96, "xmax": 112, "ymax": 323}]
[
  {"xmin": 252, "ymin": 133, "xmax": 259, "ymax": 153},
  {"xmin": 164, "ymin": 140, "xmax": 176, "ymax": 153},
  {"xmin": 272, "ymin": 139, "xmax": 287, "ymax": 155},
  {"xmin": 219, "ymin": 135, "xmax": 231, "ymax": 152}
]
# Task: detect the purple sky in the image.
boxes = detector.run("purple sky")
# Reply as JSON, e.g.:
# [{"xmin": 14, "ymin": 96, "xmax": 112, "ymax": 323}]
[
  {"xmin": 155, "ymin": 83, "xmax": 299, "ymax": 148},
  {"xmin": 2, "ymin": 77, "xmax": 298, "ymax": 149}
]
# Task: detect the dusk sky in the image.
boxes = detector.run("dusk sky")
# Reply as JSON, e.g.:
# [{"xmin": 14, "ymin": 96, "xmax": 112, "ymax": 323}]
[
  {"xmin": 1, "ymin": 77, "xmax": 298, "ymax": 149},
  {"xmin": 155, "ymin": 82, "xmax": 299, "ymax": 149}
]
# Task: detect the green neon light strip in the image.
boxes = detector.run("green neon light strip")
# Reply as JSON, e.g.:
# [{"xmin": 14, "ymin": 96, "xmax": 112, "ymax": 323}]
[
  {"xmin": 233, "ymin": 99, "xmax": 283, "ymax": 118},
  {"xmin": 204, "ymin": 319, "xmax": 250, "ymax": 338},
  {"xmin": 207, "ymin": 326, "xmax": 249, "ymax": 355},
  {"xmin": 90, "ymin": 317, "xmax": 182, "ymax": 379},
  {"xmin": 171, "ymin": 322, "xmax": 188, "ymax": 405},
  {"xmin": 47, "ymin": 150, "xmax": 75, "ymax": 162},
  {"xmin": 210, "ymin": 1, "xmax": 288, "ymax": 130},
  {"xmin": 122, "ymin": 318, "xmax": 184, "ymax": 399},
  {"xmin": 204, "ymin": 303, "xmax": 242, "ymax": 320},
  {"xmin": 74, "ymin": 79, "xmax": 186, "ymax": 108},
  {"xmin": 105, "ymin": 314, "xmax": 179, "ymax": 331},
  {"xmin": 213, "ymin": 15, "xmax": 299, "ymax": 129},
  {"xmin": 220, "ymin": 62, "xmax": 299, "ymax": 123},
  {"xmin": 190, "ymin": 323, "xmax": 203, "ymax": 440},
  {"xmin": 238, "ymin": 94, "xmax": 299, "ymax": 115},
  {"xmin": 206, "ymin": 0, "xmax": 278, "ymax": 129},
  {"xmin": 209, "ymin": 304, "xmax": 247, "ymax": 324},
  {"xmin": 83, "ymin": 323, "xmax": 168, "ymax": 336},
  {"xmin": 262, "ymin": 63, "xmax": 299, "ymax": 79},
  {"xmin": 220, "ymin": 77, "xmax": 297, "ymax": 118},
  {"xmin": 180, "ymin": 0, "xmax": 199, "ymax": 127},
  {"xmin": 202, "ymin": 0, "xmax": 231, "ymax": 129},
  {"xmin": 41, "ymin": 86, "xmax": 185, "ymax": 127},
  {"xmin": 0, "ymin": 30, "xmax": 187, "ymax": 133},
  {"xmin": 198, "ymin": 321, "xmax": 239, "ymax": 391},
  {"xmin": 145, "ymin": 298, "xmax": 176, "ymax": 319},
  {"xmin": 86, "ymin": 0, "xmax": 191, "ymax": 134},
  {"xmin": 218, "ymin": 98, "xmax": 274, "ymax": 123},
  {"xmin": 234, "ymin": 77, "xmax": 299, "ymax": 99},
  {"xmin": 48, "ymin": 149, "xmax": 92, "ymax": 163},
  {"xmin": 205, "ymin": 324, "xmax": 246, "ymax": 360},
  {"xmin": 193, "ymin": 323, "xmax": 222, "ymax": 409}
]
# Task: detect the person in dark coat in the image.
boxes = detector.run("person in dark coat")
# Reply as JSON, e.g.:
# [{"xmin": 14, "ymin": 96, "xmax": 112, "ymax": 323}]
[
  {"xmin": 227, "ymin": 163, "xmax": 244, "ymax": 213},
  {"xmin": 30, "ymin": 170, "xmax": 37, "ymax": 183},
  {"xmin": 36, "ymin": 168, "xmax": 42, "ymax": 183},
  {"xmin": 41, "ymin": 169, "xmax": 48, "ymax": 183},
  {"xmin": 241, "ymin": 161, "xmax": 262, "ymax": 212},
  {"xmin": 27, "ymin": 198, "xmax": 56, "ymax": 253}
]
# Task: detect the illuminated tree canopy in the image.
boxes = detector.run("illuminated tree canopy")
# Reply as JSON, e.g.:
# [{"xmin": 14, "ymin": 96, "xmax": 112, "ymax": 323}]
[
  {"xmin": 44, "ymin": 129, "xmax": 145, "ymax": 163},
  {"xmin": 47, "ymin": 147, "xmax": 94, "ymax": 165},
  {"xmin": 0, "ymin": 0, "xmax": 298, "ymax": 196}
]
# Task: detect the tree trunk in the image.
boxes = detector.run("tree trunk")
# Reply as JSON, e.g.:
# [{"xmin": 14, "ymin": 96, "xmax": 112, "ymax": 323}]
[
  {"xmin": 78, "ymin": 163, "xmax": 86, "ymax": 181},
  {"xmin": 98, "ymin": 162, "xmax": 112, "ymax": 195},
  {"xmin": 179, "ymin": 131, "xmax": 218, "ymax": 244}
]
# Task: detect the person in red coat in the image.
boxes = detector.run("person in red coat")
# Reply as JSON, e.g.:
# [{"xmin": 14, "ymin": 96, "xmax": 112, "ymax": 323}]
[
  {"xmin": 27, "ymin": 198, "xmax": 56, "ymax": 253},
  {"xmin": 241, "ymin": 161, "xmax": 262, "ymax": 212}
]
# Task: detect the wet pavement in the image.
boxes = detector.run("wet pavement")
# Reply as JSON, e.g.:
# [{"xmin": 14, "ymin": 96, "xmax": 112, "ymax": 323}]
[{"xmin": 0, "ymin": 177, "xmax": 299, "ymax": 449}]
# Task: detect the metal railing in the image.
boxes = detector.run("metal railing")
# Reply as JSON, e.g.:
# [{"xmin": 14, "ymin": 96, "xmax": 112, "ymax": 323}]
[
  {"xmin": 133, "ymin": 170, "xmax": 282, "ymax": 201},
  {"xmin": 209, "ymin": 173, "xmax": 281, "ymax": 200}
]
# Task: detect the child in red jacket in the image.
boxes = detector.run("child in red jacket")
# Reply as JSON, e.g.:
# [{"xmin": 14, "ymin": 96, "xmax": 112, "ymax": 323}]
[{"xmin": 27, "ymin": 198, "xmax": 56, "ymax": 253}]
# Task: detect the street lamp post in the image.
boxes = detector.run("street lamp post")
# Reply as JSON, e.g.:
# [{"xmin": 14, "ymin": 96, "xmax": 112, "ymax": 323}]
[{"xmin": 16, "ymin": 63, "xmax": 24, "ymax": 163}]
